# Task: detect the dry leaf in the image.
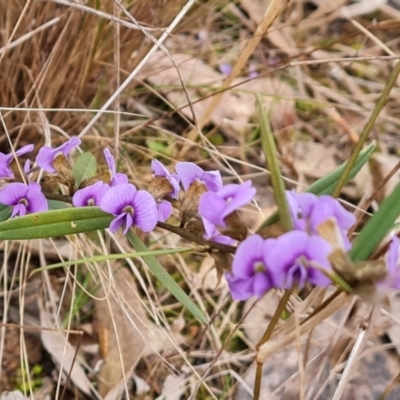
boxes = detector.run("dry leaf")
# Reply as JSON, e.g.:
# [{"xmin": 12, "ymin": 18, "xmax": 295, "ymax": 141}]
[
  {"xmin": 138, "ymin": 52, "xmax": 295, "ymax": 135},
  {"xmin": 94, "ymin": 263, "xmax": 151, "ymax": 396},
  {"xmin": 37, "ymin": 295, "xmax": 93, "ymax": 396}
]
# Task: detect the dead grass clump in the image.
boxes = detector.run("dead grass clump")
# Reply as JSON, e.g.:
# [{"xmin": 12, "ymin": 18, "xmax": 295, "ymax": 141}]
[{"xmin": 0, "ymin": 0, "xmax": 186, "ymax": 146}]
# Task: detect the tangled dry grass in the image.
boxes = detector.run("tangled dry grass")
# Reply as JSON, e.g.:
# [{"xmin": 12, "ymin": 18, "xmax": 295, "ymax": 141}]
[{"xmin": 1, "ymin": 0, "xmax": 400, "ymax": 399}]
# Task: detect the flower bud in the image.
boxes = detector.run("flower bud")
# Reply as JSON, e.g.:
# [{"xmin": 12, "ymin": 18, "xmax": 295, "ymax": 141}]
[{"xmin": 180, "ymin": 181, "xmax": 207, "ymax": 227}]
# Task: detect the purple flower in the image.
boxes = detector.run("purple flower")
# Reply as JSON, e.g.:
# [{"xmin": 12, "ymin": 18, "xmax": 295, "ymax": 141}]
[
  {"xmin": 36, "ymin": 137, "xmax": 81, "ymax": 173},
  {"xmin": 0, "ymin": 182, "xmax": 48, "ymax": 217},
  {"xmin": 199, "ymin": 181, "xmax": 256, "ymax": 227},
  {"xmin": 226, "ymin": 235, "xmax": 275, "ymax": 300},
  {"xmin": 151, "ymin": 159, "xmax": 180, "ymax": 199},
  {"xmin": 103, "ymin": 148, "xmax": 129, "ymax": 186},
  {"xmin": 219, "ymin": 63, "xmax": 232, "ymax": 76},
  {"xmin": 175, "ymin": 162, "xmax": 222, "ymax": 192},
  {"xmin": 203, "ymin": 218, "xmax": 236, "ymax": 246},
  {"xmin": 100, "ymin": 183, "xmax": 158, "ymax": 234},
  {"xmin": 286, "ymin": 191, "xmax": 355, "ymax": 250},
  {"xmin": 380, "ymin": 236, "xmax": 400, "ymax": 289},
  {"xmin": 0, "ymin": 144, "xmax": 34, "ymax": 179},
  {"xmin": 157, "ymin": 200, "xmax": 172, "ymax": 222},
  {"xmin": 266, "ymin": 231, "xmax": 332, "ymax": 289},
  {"xmin": 72, "ymin": 181, "xmax": 110, "ymax": 207}
]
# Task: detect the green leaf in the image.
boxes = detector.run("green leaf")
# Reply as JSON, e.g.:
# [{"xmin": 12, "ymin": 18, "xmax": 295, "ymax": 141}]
[
  {"xmin": 32, "ymin": 247, "xmax": 193, "ymax": 272},
  {"xmin": 307, "ymin": 141, "xmax": 375, "ymax": 196},
  {"xmin": 349, "ymin": 181, "xmax": 400, "ymax": 261},
  {"xmin": 258, "ymin": 142, "xmax": 376, "ymax": 230},
  {"xmin": 72, "ymin": 152, "xmax": 97, "ymax": 186},
  {"xmin": 257, "ymin": 94, "xmax": 292, "ymax": 232},
  {"xmin": 127, "ymin": 231, "xmax": 209, "ymax": 325},
  {"xmin": 47, "ymin": 200, "xmax": 70, "ymax": 210},
  {"xmin": 0, "ymin": 203, "xmax": 11, "ymax": 223},
  {"xmin": 0, "ymin": 207, "xmax": 112, "ymax": 240}
]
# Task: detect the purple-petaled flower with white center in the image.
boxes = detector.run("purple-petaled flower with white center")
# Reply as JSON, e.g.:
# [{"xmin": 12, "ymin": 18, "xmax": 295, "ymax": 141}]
[
  {"xmin": 226, "ymin": 234, "xmax": 275, "ymax": 300},
  {"xmin": 151, "ymin": 159, "xmax": 180, "ymax": 199},
  {"xmin": 380, "ymin": 236, "xmax": 400, "ymax": 290},
  {"xmin": 203, "ymin": 218, "xmax": 236, "ymax": 246},
  {"xmin": 175, "ymin": 162, "xmax": 222, "ymax": 192},
  {"xmin": 199, "ymin": 181, "xmax": 256, "ymax": 227},
  {"xmin": 0, "ymin": 144, "xmax": 34, "ymax": 179},
  {"xmin": 103, "ymin": 148, "xmax": 129, "ymax": 186},
  {"xmin": 100, "ymin": 183, "xmax": 158, "ymax": 234},
  {"xmin": 266, "ymin": 230, "xmax": 332, "ymax": 289},
  {"xmin": 36, "ymin": 137, "xmax": 81, "ymax": 173},
  {"xmin": 73, "ymin": 181, "xmax": 110, "ymax": 207},
  {"xmin": 157, "ymin": 200, "xmax": 172, "ymax": 222},
  {"xmin": 0, "ymin": 182, "xmax": 48, "ymax": 217},
  {"xmin": 286, "ymin": 191, "xmax": 355, "ymax": 250}
]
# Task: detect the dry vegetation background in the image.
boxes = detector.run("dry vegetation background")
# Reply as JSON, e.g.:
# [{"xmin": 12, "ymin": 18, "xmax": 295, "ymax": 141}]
[{"xmin": 1, "ymin": 0, "xmax": 400, "ymax": 399}]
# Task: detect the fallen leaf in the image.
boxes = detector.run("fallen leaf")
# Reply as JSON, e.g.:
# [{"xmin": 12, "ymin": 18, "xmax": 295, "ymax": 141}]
[
  {"xmin": 138, "ymin": 52, "xmax": 295, "ymax": 136},
  {"xmin": 37, "ymin": 295, "xmax": 93, "ymax": 396},
  {"xmin": 94, "ymin": 263, "xmax": 151, "ymax": 396}
]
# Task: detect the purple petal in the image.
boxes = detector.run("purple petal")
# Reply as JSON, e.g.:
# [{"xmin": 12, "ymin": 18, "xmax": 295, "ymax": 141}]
[
  {"xmin": 104, "ymin": 148, "xmax": 116, "ymax": 176},
  {"xmin": 157, "ymin": 200, "xmax": 172, "ymax": 222},
  {"xmin": 111, "ymin": 173, "xmax": 129, "ymax": 186},
  {"xmin": 25, "ymin": 183, "xmax": 48, "ymax": 213},
  {"xmin": 0, "ymin": 153, "xmax": 14, "ymax": 178},
  {"xmin": 286, "ymin": 191, "xmax": 318, "ymax": 229},
  {"xmin": 131, "ymin": 190, "xmax": 158, "ymax": 232},
  {"xmin": 100, "ymin": 184, "xmax": 138, "ymax": 215},
  {"xmin": 122, "ymin": 213, "xmax": 134, "ymax": 234},
  {"xmin": 251, "ymin": 273, "xmax": 272, "ymax": 297},
  {"xmin": 219, "ymin": 63, "xmax": 232, "ymax": 76},
  {"xmin": 151, "ymin": 159, "xmax": 180, "ymax": 198},
  {"xmin": 73, "ymin": 181, "xmax": 110, "ymax": 207},
  {"xmin": 15, "ymin": 144, "xmax": 34, "ymax": 157},
  {"xmin": 199, "ymin": 192, "xmax": 227, "ymax": 226},
  {"xmin": 0, "ymin": 182, "xmax": 29, "ymax": 205},
  {"xmin": 266, "ymin": 231, "xmax": 309, "ymax": 288},
  {"xmin": 202, "ymin": 218, "xmax": 236, "ymax": 245},
  {"xmin": 36, "ymin": 137, "xmax": 81, "ymax": 173},
  {"xmin": 231, "ymin": 234, "xmax": 266, "ymax": 279},
  {"xmin": 0, "ymin": 144, "xmax": 34, "ymax": 179},
  {"xmin": 309, "ymin": 196, "xmax": 355, "ymax": 232},
  {"xmin": 201, "ymin": 170, "xmax": 223, "ymax": 192},
  {"xmin": 109, "ymin": 213, "xmax": 127, "ymax": 233},
  {"xmin": 151, "ymin": 159, "xmax": 170, "ymax": 177},
  {"xmin": 12, "ymin": 203, "xmax": 27, "ymax": 217},
  {"xmin": 225, "ymin": 275, "xmax": 254, "ymax": 301},
  {"xmin": 175, "ymin": 162, "xmax": 204, "ymax": 191}
]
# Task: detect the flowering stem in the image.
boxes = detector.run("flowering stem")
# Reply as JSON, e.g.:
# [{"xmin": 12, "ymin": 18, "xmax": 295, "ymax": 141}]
[
  {"xmin": 333, "ymin": 59, "xmax": 400, "ymax": 198},
  {"xmin": 157, "ymin": 221, "xmax": 236, "ymax": 254},
  {"xmin": 253, "ymin": 289, "xmax": 292, "ymax": 400}
]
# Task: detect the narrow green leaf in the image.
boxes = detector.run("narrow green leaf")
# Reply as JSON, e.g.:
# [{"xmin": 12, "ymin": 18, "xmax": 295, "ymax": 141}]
[
  {"xmin": 72, "ymin": 152, "xmax": 97, "ymax": 186},
  {"xmin": 0, "ymin": 207, "xmax": 112, "ymax": 240},
  {"xmin": 0, "ymin": 204, "xmax": 11, "ymax": 223},
  {"xmin": 307, "ymin": 141, "xmax": 375, "ymax": 196},
  {"xmin": 258, "ymin": 142, "xmax": 375, "ymax": 230},
  {"xmin": 256, "ymin": 94, "xmax": 292, "ymax": 232},
  {"xmin": 127, "ymin": 231, "xmax": 209, "ymax": 325},
  {"xmin": 47, "ymin": 200, "xmax": 70, "ymax": 210},
  {"xmin": 32, "ymin": 247, "xmax": 193, "ymax": 273},
  {"xmin": 350, "ymin": 181, "xmax": 400, "ymax": 261}
]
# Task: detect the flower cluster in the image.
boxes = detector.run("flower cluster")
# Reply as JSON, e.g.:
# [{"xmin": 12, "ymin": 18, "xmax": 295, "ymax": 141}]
[
  {"xmin": 1, "ymin": 137, "xmax": 399, "ymax": 303},
  {"xmin": 0, "ymin": 139, "xmax": 255, "ymax": 241}
]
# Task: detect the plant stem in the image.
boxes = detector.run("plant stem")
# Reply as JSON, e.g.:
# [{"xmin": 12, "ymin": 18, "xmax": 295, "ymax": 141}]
[{"xmin": 253, "ymin": 289, "xmax": 292, "ymax": 400}]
